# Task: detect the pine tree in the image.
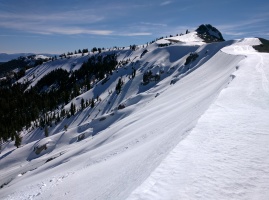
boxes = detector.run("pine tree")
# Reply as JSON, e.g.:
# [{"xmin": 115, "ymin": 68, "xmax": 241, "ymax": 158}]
[
  {"xmin": 64, "ymin": 124, "xmax": 68, "ymax": 131},
  {"xmin": 132, "ymin": 68, "xmax": 136, "ymax": 78},
  {"xmin": 82, "ymin": 48, "xmax": 88, "ymax": 53},
  {"xmin": 14, "ymin": 133, "xmax": 22, "ymax": 148},
  {"xmin": 44, "ymin": 125, "xmax": 49, "ymax": 137},
  {"xmin": 87, "ymin": 81, "xmax": 91, "ymax": 90},
  {"xmin": 61, "ymin": 109, "xmax": 66, "ymax": 118},
  {"xmin": 91, "ymin": 47, "xmax": 97, "ymax": 53},
  {"xmin": 115, "ymin": 78, "xmax": 123, "ymax": 94},
  {"xmin": 91, "ymin": 98, "xmax": 95, "ymax": 108},
  {"xmin": 81, "ymin": 98, "xmax": 85, "ymax": 110},
  {"xmin": 70, "ymin": 103, "xmax": 76, "ymax": 115},
  {"xmin": 56, "ymin": 113, "xmax": 60, "ymax": 122}
]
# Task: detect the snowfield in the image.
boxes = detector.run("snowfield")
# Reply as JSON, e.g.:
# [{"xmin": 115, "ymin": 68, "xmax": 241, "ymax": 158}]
[
  {"xmin": 127, "ymin": 39, "xmax": 269, "ymax": 200},
  {"xmin": 0, "ymin": 33, "xmax": 268, "ymax": 200}
]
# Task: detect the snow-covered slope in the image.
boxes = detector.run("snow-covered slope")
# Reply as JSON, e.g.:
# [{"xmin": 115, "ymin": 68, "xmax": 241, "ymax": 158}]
[
  {"xmin": 18, "ymin": 54, "xmax": 89, "ymax": 88},
  {"xmin": 156, "ymin": 31, "xmax": 205, "ymax": 46},
  {"xmin": 127, "ymin": 38, "xmax": 269, "ymax": 200},
  {"xmin": 1, "ymin": 36, "xmax": 268, "ymax": 200}
]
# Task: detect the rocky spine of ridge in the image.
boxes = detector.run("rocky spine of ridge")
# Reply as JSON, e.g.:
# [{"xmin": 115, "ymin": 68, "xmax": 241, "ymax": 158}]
[{"xmin": 196, "ymin": 24, "xmax": 225, "ymax": 43}]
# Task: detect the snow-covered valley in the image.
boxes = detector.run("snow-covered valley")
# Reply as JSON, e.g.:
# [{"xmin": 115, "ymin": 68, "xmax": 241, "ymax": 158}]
[{"xmin": 0, "ymin": 32, "xmax": 268, "ymax": 200}]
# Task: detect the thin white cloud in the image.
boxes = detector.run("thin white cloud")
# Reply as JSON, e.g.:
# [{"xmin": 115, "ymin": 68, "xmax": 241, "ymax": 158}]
[
  {"xmin": 223, "ymin": 31, "xmax": 247, "ymax": 36},
  {"xmin": 0, "ymin": 19, "xmax": 113, "ymax": 36},
  {"xmin": 0, "ymin": 1, "xmax": 178, "ymax": 37},
  {"xmin": 0, "ymin": 8, "xmax": 107, "ymax": 35},
  {"xmin": 140, "ymin": 22, "xmax": 167, "ymax": 27},
  {"xmin": 160, "ymin": 1, "xmax": 172, "ymax": 6},
  {"xmin": 0, "ymin": 34, "xmax": 42, "ymax": 38},
  {"xmin": 0, "ymin": 17, "xmax": 151, "ymax": 36},
  {"xmin": 119, "ymin": 32, "xmax": 152, "ymax": 36},
  {"xmin": 0, "ymin": 9, "xmax": 103, "ymax": 24},
  {"xmin": 35, "ymin": 27, "xmax": 113, "ymax": 36},
  {"xmin": 216, "ymin": 17, "xmax": 269, "ymax": 38},
  {"xmin": 217, "ymin": 17, "xmax": 268, "ymax": 32}
]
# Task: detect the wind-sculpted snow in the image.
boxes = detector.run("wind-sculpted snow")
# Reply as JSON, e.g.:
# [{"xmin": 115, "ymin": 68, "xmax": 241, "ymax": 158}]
[
  {"xmin": 1, "ymin": 37, "xmax": 268, "ymax": 200},
  {"xmin": 127, "ymin": 38, "xmax": 269, "ymax": 200}
]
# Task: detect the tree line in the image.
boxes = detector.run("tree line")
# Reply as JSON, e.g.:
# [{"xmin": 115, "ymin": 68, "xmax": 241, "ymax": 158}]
[{"xmin": 0, "ymin": 53, "xmax": 118, "ymax": 147}]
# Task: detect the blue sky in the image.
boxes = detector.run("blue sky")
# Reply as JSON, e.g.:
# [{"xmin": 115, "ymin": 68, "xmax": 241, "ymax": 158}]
[{"xmin": 0, "ymin": 0, "xmax": 268, "ymax": 54}]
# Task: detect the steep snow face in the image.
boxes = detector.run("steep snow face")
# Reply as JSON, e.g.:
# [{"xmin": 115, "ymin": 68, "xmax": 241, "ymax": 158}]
[
  {"xmin": 1, "ymin": 38, "xmax": 267, "ymax": 200},
  {"xmin": 126, "ymin": 38, "xmax": 269, "ymax": 200}
]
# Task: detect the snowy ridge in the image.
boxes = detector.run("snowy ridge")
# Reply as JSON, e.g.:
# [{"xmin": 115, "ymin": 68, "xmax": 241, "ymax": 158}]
[
  {"xmin": 17, "ymin": 55, "xmax": 89, "ymax": 88},
  {"xmin": 156, "ymin": 31, "xmax": 205, "ymax": 46},
  {"xmin": 127, "ymin": 38, "xmax": 269, "ymax": 200},
  {"xmin": 1, "ymin": 38, "xmax": 269, "ymax": 200}
]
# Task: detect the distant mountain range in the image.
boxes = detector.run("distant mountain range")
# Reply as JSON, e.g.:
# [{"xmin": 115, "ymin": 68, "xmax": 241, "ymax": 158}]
[{"xmin": 0, "ymin": 53, "xmax": 57, "ymax": 62}]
